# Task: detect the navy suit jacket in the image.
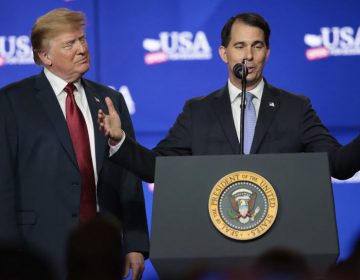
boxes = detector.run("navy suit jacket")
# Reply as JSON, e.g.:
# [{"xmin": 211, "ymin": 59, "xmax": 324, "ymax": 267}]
[
  {"xmin": 112, "ymin": 81, "xmax": 360, "ymax": 182},
  {"xmin": 0, "ymin": 72, "xmax": 149, "ymax": 274}
]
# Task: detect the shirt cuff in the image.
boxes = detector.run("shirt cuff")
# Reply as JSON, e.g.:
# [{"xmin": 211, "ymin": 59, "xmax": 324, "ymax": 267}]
[{"xmin": 109, "ymin": 131, "xmax": 126, "ymax": 157}]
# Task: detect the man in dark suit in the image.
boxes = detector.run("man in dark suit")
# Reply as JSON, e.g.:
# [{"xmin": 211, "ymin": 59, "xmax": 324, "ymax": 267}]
[
  {"xmin": 0, "ymin": 8, "xmax": 148, "ymax": 280},
  {"xmin": 98, "ymin": 13, "xmax": 360, "ymax": 183}
]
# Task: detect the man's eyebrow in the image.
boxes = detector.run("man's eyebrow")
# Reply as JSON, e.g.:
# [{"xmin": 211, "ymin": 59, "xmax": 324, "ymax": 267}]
[
  {"xmin": 62, "ymin": 39, "xmax": 76, "ymax": 45},
  {"xmin": 233, "ymin": 41, "xmax": 245, "ymax": 46},
  {"xmin": 232, "ymin": 40, "xmax": 265, "ymax": 47}
]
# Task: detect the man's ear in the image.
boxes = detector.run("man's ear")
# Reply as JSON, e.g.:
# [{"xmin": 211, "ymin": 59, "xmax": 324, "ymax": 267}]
[
  {"xmin": 37, "ymin": 49, "xmax": 52, "ymax": 66},
  {"xmin": 218, "ymin": 46, "xmax": 229, "ymax": 64}
]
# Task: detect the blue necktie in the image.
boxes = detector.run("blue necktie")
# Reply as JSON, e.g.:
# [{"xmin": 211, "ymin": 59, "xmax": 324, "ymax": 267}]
[{"xmin": 244, "ymin": 92, "xmax": 256, "ymax": 154}]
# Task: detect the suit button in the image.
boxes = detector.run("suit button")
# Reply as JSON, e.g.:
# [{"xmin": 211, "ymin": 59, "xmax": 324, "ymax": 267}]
[
  {"xmin": 72, "ymin": 182, "xmax": 80, "ymax": 187},
  {"xmin": 72, "ymin": 213, "xmax": 78, "ymax": 218}
]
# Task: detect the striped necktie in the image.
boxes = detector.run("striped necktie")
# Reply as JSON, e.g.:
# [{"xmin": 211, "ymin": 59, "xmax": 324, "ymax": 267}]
[{"xmin": 244, "ymin": 92, "xmax": 256, "ymax": 154}]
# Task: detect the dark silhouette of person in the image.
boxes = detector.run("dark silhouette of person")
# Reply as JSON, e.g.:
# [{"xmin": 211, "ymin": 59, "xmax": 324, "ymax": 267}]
[
  {"xmin": 66, "ymin": 216, "xmax": 125, "ymax": 280},
  {"xmin": 0, "ymin": 243, "xmax": 56, "ymax": 280},
  {"xmin": 252, "ymin": 248, "xmax": 311, "ymax": 280}
]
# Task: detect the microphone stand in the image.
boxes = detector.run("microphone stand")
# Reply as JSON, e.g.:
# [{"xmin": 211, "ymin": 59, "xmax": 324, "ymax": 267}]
[{"xmin": 239, "ymin": 61, "xmax": 247, "ymax": 155}]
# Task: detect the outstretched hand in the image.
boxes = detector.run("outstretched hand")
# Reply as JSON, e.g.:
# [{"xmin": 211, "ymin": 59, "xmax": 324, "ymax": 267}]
[{"xmin": 98, "ymin": 97, "xmax": 124, "ymax": 144}]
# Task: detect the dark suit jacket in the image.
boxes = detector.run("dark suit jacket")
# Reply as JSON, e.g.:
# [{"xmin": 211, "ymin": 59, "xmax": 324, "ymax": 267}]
[
  {"xmin": 0, "ymin": 72, "xmax": 149, "ymax": 275},
  {"xmin": 112, "ymin": 81, "xmax": 360, "ymax": 182}
]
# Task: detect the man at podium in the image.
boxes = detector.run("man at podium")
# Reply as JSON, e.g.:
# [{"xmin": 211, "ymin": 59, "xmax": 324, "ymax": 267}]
[{"xmin": 98, "ymin": 12, "xmax": 360, "ymax": 183}]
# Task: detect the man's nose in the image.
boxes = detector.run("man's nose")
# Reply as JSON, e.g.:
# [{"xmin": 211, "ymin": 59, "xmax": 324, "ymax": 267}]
[
  {"xmin": 243, "ymin": 47, "xmax": 254, "ymax": 61},
  {"xmin": 75, "ymin": 40, "xmax": 87, "ymax": 53}
]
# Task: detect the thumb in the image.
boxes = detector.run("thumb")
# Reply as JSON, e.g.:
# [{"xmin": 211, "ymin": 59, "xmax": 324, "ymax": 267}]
[{"xmin": 105, "ymin": 97, "xmax": 116, "ymax": 115}]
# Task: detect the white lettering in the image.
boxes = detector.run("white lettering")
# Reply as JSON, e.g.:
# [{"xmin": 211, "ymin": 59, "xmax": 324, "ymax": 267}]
[
  {"xmin": 0, "ymin": 35, "xmax": 34, "ymax": 65},
  {"xmin": 339, "ymin": 27, "xmax": 354, "ymax": 49},
  {"xmin": 193, "ymin": 31, "xmax": 211, "ymax": 53},
  {"xmin": 321, "ymin": 27, "xmax": 339, "ymax": 49},
  {"xmin": 144, "ymin": 31, "xmax": 212, "ymax": 64}
]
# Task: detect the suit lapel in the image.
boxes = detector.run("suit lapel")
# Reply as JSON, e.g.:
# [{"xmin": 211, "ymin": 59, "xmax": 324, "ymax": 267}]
[
  {"xmin": 251, "ymin": 82, "xmax": 279, "ymax": 153},
  {"xmin": 211, "ymin": 86, "xmax": 240, "ymax": 154},
  {"xmin": 34, "ymin": 72, "xmax": 78, "ymax": 167},
  {"xmin": 82, "ymin": 79, "xmax": 106, "ymax": 175}
]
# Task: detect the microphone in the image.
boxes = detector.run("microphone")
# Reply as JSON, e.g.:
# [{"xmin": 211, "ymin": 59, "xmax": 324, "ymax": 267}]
[
  {"xmin": 234, "ymin": 60, "xmax": 248, "ymax": 155},
  {"xmin": 233, "ymin": 60, "xmax": 248, "ymax": 80}
]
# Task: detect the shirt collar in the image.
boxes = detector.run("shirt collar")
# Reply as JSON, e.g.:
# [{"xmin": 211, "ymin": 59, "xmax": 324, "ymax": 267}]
[
  {"xmin": 228, "ymin": 79, "xmax": 264, "ymax": 103},
  {"xmin": 44, "ymin": 68, "xmax": 82, "ymax": 96}
]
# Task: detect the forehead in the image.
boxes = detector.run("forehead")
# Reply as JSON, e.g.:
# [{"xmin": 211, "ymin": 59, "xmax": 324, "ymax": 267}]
[
  {"xmin": 50, "ymin": 28, "xmax": 85, "ymax": 44},
  {"xmin": 229, "ymin": 21, "xmax": 265, "ymax": 44}
]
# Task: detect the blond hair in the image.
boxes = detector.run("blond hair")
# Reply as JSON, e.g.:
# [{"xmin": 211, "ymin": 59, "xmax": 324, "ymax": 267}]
[{"xmin": 31, "ymin": 8, "xmax": 86, "ymax": 65}]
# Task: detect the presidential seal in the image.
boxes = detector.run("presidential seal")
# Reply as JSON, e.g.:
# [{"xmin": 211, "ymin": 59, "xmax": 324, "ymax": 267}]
[{"xmin": 208, "ymin": 171, "xmax": 278, "ymax": 240}]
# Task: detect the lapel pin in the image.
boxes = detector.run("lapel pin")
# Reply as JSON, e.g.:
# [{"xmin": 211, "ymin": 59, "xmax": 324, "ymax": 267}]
[
  {"xmin": 94, "ymin": 97, "xmax": 101, "ymax": 103},
  {"xmin": 269, "ymin": 102, "xmax": 275, "ymax": 107}
]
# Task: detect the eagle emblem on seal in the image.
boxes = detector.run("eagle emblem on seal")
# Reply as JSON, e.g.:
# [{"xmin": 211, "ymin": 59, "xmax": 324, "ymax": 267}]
[{"xmin": 228, "ymin": 188, "xmax": 260, "ymax": 224}]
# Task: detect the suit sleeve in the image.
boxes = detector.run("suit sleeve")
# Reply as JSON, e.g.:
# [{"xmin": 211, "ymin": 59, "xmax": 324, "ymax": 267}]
[
  {"xmin": 0, "ymin": 91, "xmax": 21, "ymax": 242},
  {"xmin": 328, "ymin": 135, "xmax": 360, "ymax": 179},
  {"xmin": 154, "ymin": 99, "xmax": 193, "ymax": 156},
  {"xmin": 111, "ymin": 136, "xmax": 156, "ymax": 183},
  {"xmin": 111, "ymin": 99, "xmax": 194, "ymax": 183},
  {"xmin": 114, "ymin": 93, "xmax": 150, "ymax": 257},
  {"xmin": 300, "ymin": 96, "xmax": 360, "ymax": 179}
]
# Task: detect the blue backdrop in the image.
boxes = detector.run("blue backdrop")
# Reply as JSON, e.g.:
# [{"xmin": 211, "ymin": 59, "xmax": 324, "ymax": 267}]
[{"xmin": 1, "ymin": 0, "xmax": 359, "ymax": 279}]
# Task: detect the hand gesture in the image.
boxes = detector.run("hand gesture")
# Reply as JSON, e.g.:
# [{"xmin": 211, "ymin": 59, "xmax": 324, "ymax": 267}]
[{"xmin": 98, "ymin": 97, "xmax": 124, "ymax": 144}]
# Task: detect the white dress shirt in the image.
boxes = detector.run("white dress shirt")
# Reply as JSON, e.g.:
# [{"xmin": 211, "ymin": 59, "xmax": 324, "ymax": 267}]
[{"xmin": 44, "ymin": 68, "xmax": 98, "ymax": 186}]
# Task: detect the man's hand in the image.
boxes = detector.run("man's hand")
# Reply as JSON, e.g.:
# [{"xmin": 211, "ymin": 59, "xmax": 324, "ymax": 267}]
[
  {"xmin": 98, "ymin": 97, "xmax": 124, "ymax": 145},
  {"xmin": 123, "ymin": 252, "xmax": 145, "ymax": 280}
]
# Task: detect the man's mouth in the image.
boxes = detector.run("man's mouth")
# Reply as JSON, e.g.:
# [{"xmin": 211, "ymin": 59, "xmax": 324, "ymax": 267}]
[
  {"xmin": 247, "ymin": 66, "xmax": 255, "ymax": 73},
  {"xmin": 77, "ymin": 58, "xmax": 88, "ymax": 64}
]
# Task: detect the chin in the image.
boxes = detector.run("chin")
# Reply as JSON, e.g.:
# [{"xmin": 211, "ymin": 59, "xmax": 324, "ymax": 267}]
[{"xmin": 79, "ymin": 64, "xmax": 90, "ymax": 73}]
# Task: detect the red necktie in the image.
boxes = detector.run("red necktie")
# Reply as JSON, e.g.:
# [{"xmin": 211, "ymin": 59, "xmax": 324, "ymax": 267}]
[{"xmin": 64, "ymin": 83, "xmax": 96, "ymax": 221}]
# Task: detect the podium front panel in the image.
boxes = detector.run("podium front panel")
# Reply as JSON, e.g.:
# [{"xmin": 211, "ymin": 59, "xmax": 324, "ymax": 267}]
[{"xmin": 150, "ymin": 153, "xmax": 338, "ymax": 278}]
